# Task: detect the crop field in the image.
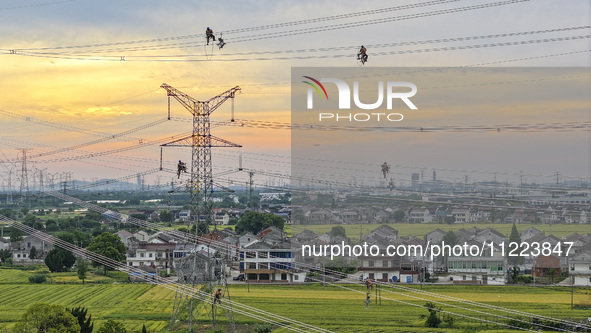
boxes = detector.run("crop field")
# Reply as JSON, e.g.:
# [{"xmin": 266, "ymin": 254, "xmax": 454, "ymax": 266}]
[
  {"xmin": 289, "ymin": 223, "xmax": 590, "ymax": 243},
  {"xmin": 0, "ymin": 269, "xmax": 589, "ymax": 332}
]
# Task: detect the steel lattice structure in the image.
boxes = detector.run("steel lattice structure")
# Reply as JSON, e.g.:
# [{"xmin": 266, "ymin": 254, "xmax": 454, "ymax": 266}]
[
  {"xmin": 160, "ymin": 83, "xmax": 241, "ymax": 226},
  {"xmin": 160, "ymin": 83, "xmax": 240, "ymax": 332}
]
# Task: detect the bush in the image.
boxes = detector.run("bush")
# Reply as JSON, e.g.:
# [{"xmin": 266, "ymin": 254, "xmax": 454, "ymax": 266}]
[
  {"xmin": 516, "ymin": 275, "xmax": 533, "ymax": 284},
  {"xmin": 28, "ymin": 274, "xmax": 47, "ymax": 284},
  {"xmin": 253, "ymin": 324, "xmax": 273, "ymax": 333}
]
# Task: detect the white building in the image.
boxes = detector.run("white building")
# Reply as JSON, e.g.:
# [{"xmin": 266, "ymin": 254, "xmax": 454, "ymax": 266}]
[
  {"xmin": 214, "ymin": 212, "xmax": 230, "ymax": 225},
  {"xmin": 408, "ymin": 208, "xmax": 432, "ymax": 223},
  {"xmin": 451, "ymin": 208, "xmax": 471, "ymax": 223},
  {"xmin": 570, "ymin": 251, "xmax": 591, "ymax": 287},
  {"xmin": 446, "ymin": 242, "xmax": 507, "ymax": 285},
  {"xmin": 126, "ymin": 242, "xmax": 175, "ymax": 269},
  {"xmin": 178, "ymin": 210, "xmax": 191, "ymax": 222},
  {"xmin": 240, "ymin": 240, "xmax": 305, "ymax": 283}
]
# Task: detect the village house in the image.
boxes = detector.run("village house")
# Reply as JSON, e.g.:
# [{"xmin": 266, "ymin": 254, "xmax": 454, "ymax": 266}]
[
  {"xmin": 569, "ymin": 250, "xmax": 591, "ymax": 286},
  {"xmin": 240, "ymin": 240, "xmax": 305, "ymax": 283}
]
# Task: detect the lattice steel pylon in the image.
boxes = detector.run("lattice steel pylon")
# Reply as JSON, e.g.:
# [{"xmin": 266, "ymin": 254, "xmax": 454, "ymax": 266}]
[
  {"xmin": 160, "ymin": 83, "xmax": 240, "ymax": 332},
  {"xmin": 160, "ymin": 83, "xmax": 241, "ymax": 226},
  {"xmin": 169, "ymin": 251, "xmax": 237, "ymax": 332}
]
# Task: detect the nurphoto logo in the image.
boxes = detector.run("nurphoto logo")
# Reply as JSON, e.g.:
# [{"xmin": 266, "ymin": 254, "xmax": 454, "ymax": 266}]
[{"xmin": 302, "ymin": 76, "xmax": 418, "ymax": 122}]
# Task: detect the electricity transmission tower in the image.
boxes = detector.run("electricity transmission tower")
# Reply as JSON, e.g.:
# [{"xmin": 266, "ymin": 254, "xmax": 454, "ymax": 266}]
[
  {"xmin": 160, "ymin": 83, "xmax": 241, "ymax": 226},
  {"xmin": 160, "ymin": 83, "xmax": 240, "ymax": 332},
  {"xmin": 17, "ymin": 149, "xmax": 30, "ymax": 200}
]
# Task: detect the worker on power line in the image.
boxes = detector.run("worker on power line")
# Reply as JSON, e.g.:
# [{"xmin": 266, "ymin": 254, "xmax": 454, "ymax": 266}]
[
  {"xmin": 363, "ymin": 279, "xmax": 372, "ymax": 309},
  {"xmin": 206, "ymin": 27, "xmax": 216, "ymax": 45},
  {"xmin": 381, "ymin": 162, "xmax": 390, "ymax": 179},
  {"xmin": 357, "ymin": 45, "xmax": 368, "ymax": 63},
  {"xmin": 214, "ymin": 288, "xmax": 222, "ymax": 304},
  {"xmin": 388, "ymin": 178, "xmax": 395, "ymax": 191},
  {"xmin": 177, "ymin": 160, "xmax": 187, "ymax": 179},
  {"xmin": 217, "ymin": 33, "xmax": 226, "ymax": 49},
  {"xmin": 364, "ymin": 277, "xmax": 373, "ymax": 290}
]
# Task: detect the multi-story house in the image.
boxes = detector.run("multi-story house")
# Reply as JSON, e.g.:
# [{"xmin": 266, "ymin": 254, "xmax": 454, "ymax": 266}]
[
  {"xmin": 126, "ymin": 242, "xmax": 175, "ymax": 269},
  {"xmin": 569, "ymin": 251, "xmax": 591, "ymax": 286},
  {"xmin": 408, "ymin": 208, "xmax": 431, "ymax": 223},
  {"xmin": 451, "ymin": 208, "xmax": 471, "ymax": 223},
  {"xmin": 446, "ymin": 241, "xmax": 507, "ymax": 285},
  {"xmin": 239, "ymin": 240, "xmax": 305, "ymax": 283}
]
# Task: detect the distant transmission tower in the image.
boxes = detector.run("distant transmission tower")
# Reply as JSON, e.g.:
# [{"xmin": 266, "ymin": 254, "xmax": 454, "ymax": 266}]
[{"xmin": 17, "ymin": 149, "xmax": 30, "ymax": 200}]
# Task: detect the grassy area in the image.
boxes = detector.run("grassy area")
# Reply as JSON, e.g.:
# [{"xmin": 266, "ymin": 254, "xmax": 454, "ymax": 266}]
[
  {"xmin": 0, "ymin": 268, "xmax": 32, "ymax": 284},
  {"xmin": 0, "ymin": 268, "xmax": 589, "ymax": 332}
]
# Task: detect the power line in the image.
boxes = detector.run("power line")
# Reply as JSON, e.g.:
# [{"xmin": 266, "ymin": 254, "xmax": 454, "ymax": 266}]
[
  {"xmin": 1, "ymin": 0, "xmax": 543, "ymax": 62},
  {"xmin": 10, "ymin": 24, "xmax": 586, "ymax": 57},
  {"xmin": 8, "ymin": 33, "xmax": 587, "ymax": 62},
  {"xmin": 3, "ymin": 0, "xmax": 462, "ymax": 51},
  {"xmin": 0, "ymin": 217, "xmax": 333, "ymax": 333},
  {"xmin": 0, "ymin": 0, "xmax": 78, "ymax": 11}
]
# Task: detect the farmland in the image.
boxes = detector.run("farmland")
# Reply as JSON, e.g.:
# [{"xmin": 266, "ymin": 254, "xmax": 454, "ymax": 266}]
[
  {"xmin": 289, "ymin": 223, "xmax": 590, "ymax": 243},
  {"xmin": 0, "ymin": 269, "xmax": 589, "ymax": 332}
]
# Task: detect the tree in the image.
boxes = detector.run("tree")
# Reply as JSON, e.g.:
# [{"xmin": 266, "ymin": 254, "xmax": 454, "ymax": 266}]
[
  {"xmin": 45, "ymin": 233, "xmax": 77, "ymax": 272},
  {"xmin": 97, "ymin": 319, "xmax": 126, "ymax": 333},
  {"xmin": 29, "ymin": 246, "xmax": 37, "ymax": 260},
  {"xmin": 46, "ymin": 219, "xmax": 60, "ymax": 232},
  {"xmin": 159, "ymin": 211, "xmax": 173, "ymax": 223},
  {"xmin": 86, "ymin": 232, "xmax": 126, "ymax": 275},
  {"xmin": 393, "ymin": 209, "xmax": 406, "ymax": 222},
  {"xmin": 507, "ymin": 223, "xmax": 525, "ymax": 266},
  {"xmin": 419, "ymin": 301, "xmax": 441, "ymax": 328},
  {"xmin": 0, "ymin": 249, "xmax": 11, "ymax": 264},
  {"xmin": 0, "ymin": 208, "xmax": 16, "ymax": 219},
  {"xmin": 247, "ymin": 195, "xmax": 261, "ymax": 209},
  {"xmin": 45, "ymin": 248, "xmax": 76, "ymax": 272},
  {"xmin": 510, "ymin": 266, "xmax": 520, "ymax": 284},
  {"xmin": 444, "ymin": 215, "xmax": 456, "ymax": 224},
  {"xmin": 141, "ymin": 324, "xmax": 147, "ymax": 333},
  {"xmin": 441, "ymin": 230, "xmax": 458, "ymax": 246},
  {"xmin": 549, "ymin": 267, "xmax": 557, "ymax": 283},
  {"xmin": 330, "ymin": 226, "xmax": 346, "ymax": 238},
  {"xmin": 20, "ymin": 207, "xmax": 29, "ymax": 217},
  {"xmin": 235, "ymin": 211, "xmax": 284, "ymax": 235},
  {"xmin": 77, "ymin": 258, "xmax": 88, "ymax": 284},
  {"xmin": 130, "ymin": 213, "xmax": 148, "ymax": 221},
  {"xmin": 66, "ymin": 306, "xmax": 93, "ymax": 333},
  {"xmin": 10, "ymin": 227, "xmax": 23, "ymax": 242},
  {"xmin": 24, "ymin": 214, "xmax": 44, "ymax": 230},
  {"xmin": 441, "ymin": 231, "xmax": 458, "ymax": 270},
  {"xmin": 14, "ymin": 303, "xmax": 81, "ymax": 333},
  {"xmin": 127, "ymin": 198, "xmax": 140, "ymax": 206}
]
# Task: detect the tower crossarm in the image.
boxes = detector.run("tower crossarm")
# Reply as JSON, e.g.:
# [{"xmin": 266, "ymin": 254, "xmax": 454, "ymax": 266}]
[
  {"xmin": 161, "ymin": 83, "xmax": 200, "ymax": 114},
  {"xmin": 161, "ymin": 84, "xmax": 241, "ymax": 117},
  {"xmin": 203, "ymin": 86, "xmax": 241, "ymax": 116}
]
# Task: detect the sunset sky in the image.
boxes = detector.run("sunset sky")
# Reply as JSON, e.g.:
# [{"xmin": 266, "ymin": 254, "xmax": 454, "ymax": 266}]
[{"xmin": 0, "ymin": 0, "xmax": 589, "ymax": 190}]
